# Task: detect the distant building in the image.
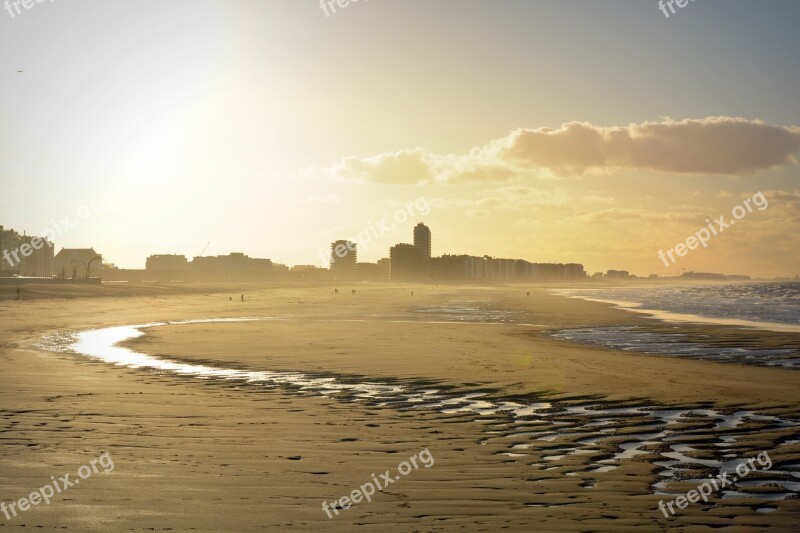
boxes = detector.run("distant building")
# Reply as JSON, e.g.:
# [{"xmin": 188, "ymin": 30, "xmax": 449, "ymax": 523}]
[
  {"xmin": 526, "ymin": 262, "xmax": 586, "ymax": 281},
  {"xmin": 289, "ymin": 265, "xmax": 330, "ymax": 281},
  {"xmin": 414, "ymin": 223, "xmax": 432, "ymax": 277},
  {"xmin": 356, "ymin": 262, "xmax": 388, "ymax": 281},
  {"xmin": 146, "ymin": 254, "xmax": 189, "ymax": 282},
  {"xmin": 54, "ymin": 248, "xmax": 103, "ymax": 279},
  {"xmin": 376, "ymin": 258, "xmax": 391, "ymax": 279},
  {"xmin": 0, "ymin": 226, "xmax": 22, "ymax": 276},
  {"xmin": 390, "ymin": 243, "xmax": 422, "ymax": 281},
  {"xmin": 147, "ymin": 254, "xmax": 188, "ymax": 271},
  {"xmin": 681, "ymin": 271, "xmax": 726, "ymax": 281},
  {"xmin": 271, "ymin": 263, "xmax": 290, "ymax": 280},
  {"xmin": 431, "ymin": 254, "xmax": 474, "ymax": 280},
  {"xmin": 0, "ymin": 226, "xmax": 54, "ymax": 277},
  {"xmin": 330, "ymin": 240, "xmax": 357, "ymax": 281},
  {"xmin": 190, "ymin": 253, "xmax": 272, "ymax": 282},
  {"xmin": 390, "ymin": 223, "xmax": 433, "ymax": 281},
  {"xmin": 431, "ymin": 255, "xmax": 586, "ymax": 282},
  {"xmin": 18, "ymin": 235, "xmax": 54, "ymax": 277},
  {"xmin": 563, "ymin": 263, "xmax": 587, "ymax": 279}
]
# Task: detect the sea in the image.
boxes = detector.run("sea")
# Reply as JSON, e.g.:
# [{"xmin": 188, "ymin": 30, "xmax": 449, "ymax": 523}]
[{"xmin": 552, "ymin": 282, "xmax": 800, "ymax": 368}]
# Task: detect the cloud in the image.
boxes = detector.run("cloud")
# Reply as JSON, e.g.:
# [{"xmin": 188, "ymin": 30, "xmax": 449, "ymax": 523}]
[
  {"xmin": 500, "ymin": 117, "xmax": 800, "ymax": 175},
  {"xmin": 323, "ymin": 117, "xmax": 800, "ymax": 184},
  {"xmin": 580, "ymin": 193, "xmax": 616, "ymax": 205},
  {"xmin": 764, "ymin": 189, "xmax": 800, "ymax": 202},
  {"xmin": 429, "ymin": 187, "xmax": 571, "ymax": 210},
  {"xmin": 575, "ymin": 207, "xmax": 702, "ymax": 224},
  {"xmin": 329, "ymin": 148, "xmax": 434, "ymax": 184}
]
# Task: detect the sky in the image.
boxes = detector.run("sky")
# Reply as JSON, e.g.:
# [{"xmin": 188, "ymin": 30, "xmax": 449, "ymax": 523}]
[{"xmin": 1, "ymin": 0, "xmax": 799, "ymax": 277}]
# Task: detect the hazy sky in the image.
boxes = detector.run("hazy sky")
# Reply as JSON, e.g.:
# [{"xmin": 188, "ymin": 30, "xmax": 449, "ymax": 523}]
[{"xmin": 2, "ymin": 0, "xmax": 799, "ymax": 277}]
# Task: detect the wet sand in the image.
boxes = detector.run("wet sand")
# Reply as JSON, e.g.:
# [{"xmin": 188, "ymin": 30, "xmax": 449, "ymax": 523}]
[{"xmin": 1, "ymin": 283, "xmax": 799, "ymax": 531}]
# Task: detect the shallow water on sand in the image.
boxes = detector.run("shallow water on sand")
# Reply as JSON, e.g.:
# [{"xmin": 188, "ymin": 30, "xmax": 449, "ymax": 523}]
[
  {"xmin": 35, "ymin": 315, "xmax": 800, "ymax": 506},
  {"xmin": 552, "ymin": 283, "xmax": 800, "ymax": 367},
  {"xmin": 551, "ymin": 326, "xmax": 800, "ymax": 368}
]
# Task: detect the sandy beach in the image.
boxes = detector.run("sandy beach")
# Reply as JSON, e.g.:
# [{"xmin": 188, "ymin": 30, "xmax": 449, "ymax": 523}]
[{"xmin": 1, "ymin": 283, "xmax": 799, "ymax": 531}]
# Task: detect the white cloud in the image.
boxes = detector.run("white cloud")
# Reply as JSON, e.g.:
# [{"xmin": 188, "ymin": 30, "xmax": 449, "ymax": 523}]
[{"xmin": 322, "ymin": 117, "xmax": 800, "ymax": 184}]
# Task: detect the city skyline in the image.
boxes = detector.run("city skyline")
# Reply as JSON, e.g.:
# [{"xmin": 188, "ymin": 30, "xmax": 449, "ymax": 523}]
[{"xmin": 3, "ymin": 218, "xmax": 783, "ymax": 282}]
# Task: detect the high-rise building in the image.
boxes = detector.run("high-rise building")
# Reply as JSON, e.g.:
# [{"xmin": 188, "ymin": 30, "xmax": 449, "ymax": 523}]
[
  {"xmin": 414, "ymin": 223, "xmax": 431, "ymax": 259},
  {"xmin": 330, "ymin": 240, "xmax": 357, "ymax": 280},
  {"xmin": 413, "ymin": 223, "xmax": 431, "ymax": 278}
]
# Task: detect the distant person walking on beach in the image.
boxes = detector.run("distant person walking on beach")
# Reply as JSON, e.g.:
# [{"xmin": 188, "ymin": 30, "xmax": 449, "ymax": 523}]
[
  {"xmin": 16, "ymin": 288, "xmax": 21, "ymax": 300},
  {"xmin": 241, "ymin": 294, "xmax": 244, "ymax": 302}
]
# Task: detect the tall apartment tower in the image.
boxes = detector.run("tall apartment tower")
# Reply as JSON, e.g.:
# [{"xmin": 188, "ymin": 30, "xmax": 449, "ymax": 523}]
[
  {"xmin": 330, "ymin": 240, "xmax": 357, "ymax": 281},
  {"xmin": 413, "ymin": 223, "xmax": 431, "ymax": 278}
]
